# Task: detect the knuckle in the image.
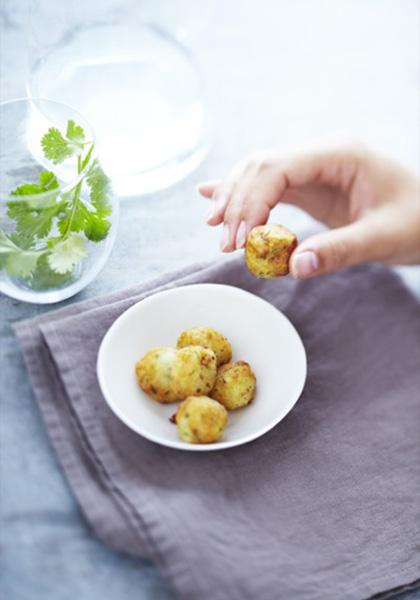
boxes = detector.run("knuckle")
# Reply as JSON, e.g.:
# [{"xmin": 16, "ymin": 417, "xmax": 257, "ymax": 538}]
[
  {"xmin": 214, "ymin": 182, "xmax": 233, "ymax": 202},
  {"xmin": 248, "ymin": 199, "xmax": 270, "ymax": 223},
  {"xmin": 240, "ymin": 196, "xmax": 253, "ymax": 214},
  {"xmin": 251, "ymin": 157, "xmax": 271, "ymax": 175},
  {"xmin": 240, "ymin": 152, "xmax": 271, "ymax": 175},
  {"xmin": 224, "ymin": 202, "xmax": 243, "ymax": 223}
]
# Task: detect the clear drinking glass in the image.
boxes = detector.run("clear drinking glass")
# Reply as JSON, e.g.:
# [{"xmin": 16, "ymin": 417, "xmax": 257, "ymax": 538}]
[
  {"xmin": 27, "ymin": 3, "xmax": 211, "ymax": 197},
  {"xmin": 0, "ymin": 98, "xmax": 118, "ymax": 303}
]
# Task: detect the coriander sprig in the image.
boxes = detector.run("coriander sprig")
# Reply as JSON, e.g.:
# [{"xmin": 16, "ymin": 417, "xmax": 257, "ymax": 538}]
[{"xmin": 0, "ymin": 120, "xmax": 112, "ymax": 288}]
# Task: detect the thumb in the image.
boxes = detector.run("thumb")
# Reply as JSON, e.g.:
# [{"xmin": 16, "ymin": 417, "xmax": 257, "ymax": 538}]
[{"xmin": 290, "ymin": 221, "xmax": 382, "ymax": 279}]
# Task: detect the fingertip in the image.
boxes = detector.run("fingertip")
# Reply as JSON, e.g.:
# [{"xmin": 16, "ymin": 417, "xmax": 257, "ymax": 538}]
[
  {"xmin": 230, "ymin": 223, "xmax": 242, "ymax": 252},
  {"xmin": 221, "ymin": 245, "xmax": 234, "ymax": 253},
  {"xmin": 207, "ymin": 213, "xmax": 224, "ymax": 226},
  {"xmin": 290, "ymin": 249, "xmax": 319, "ymax": 279},
  {"xmin": 220, "ymin": 223, "xmax": 230, "ymax": 252},
  {"xmin": 219, "ymin": 222, "xmax": 238, "ymax": 252},
  {"xmin": 197, "ymin": 187, "xmax": 212, "ymax": 198},
  {"xmin": 197, "ymin": 180, "xmax": 218, "ymax": 198}
]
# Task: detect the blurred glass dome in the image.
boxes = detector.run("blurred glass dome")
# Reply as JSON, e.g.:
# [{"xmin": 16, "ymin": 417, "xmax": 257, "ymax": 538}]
[{"xmin": 28, "ymin": 12, "xmax": 210, "ymax": 197}]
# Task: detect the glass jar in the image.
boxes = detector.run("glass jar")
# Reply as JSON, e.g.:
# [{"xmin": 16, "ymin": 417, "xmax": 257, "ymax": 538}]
[
  {"xmin": 0, "ymin": 98, "xmax": 118, "ymax": 303},
  {"xmin": 27, "ymin": 2, "xmax": 211, "ymax": 197}
]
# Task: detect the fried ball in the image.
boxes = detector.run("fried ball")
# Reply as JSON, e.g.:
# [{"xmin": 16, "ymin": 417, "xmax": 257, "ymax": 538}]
[
  {"xmin": 135, "ymin": 347, "xmax": 179, "ymax": 403},
  {"xmin": 211, "ymin": 361, "xmax": 256, "ymax": 410},
  {"xmin": 176, "ymin": 327, "xmax": 232, "ymax": 366},
  {"xmin": 175, "ymin": 396, "xmax": 228, "ymax": 443},
  {"xmin": 172, "ymin": 345, "xmax": 217, "ymax": 399},
  {"xmin": 245, "ymin": 224, "xmax": 297, "ymax": 278}
]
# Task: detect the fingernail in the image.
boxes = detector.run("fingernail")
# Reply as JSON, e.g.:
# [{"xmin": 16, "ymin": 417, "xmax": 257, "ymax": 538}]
[
  {"xmin": 292, "ymin": 251, "xmax": 319, "ymax": 278},
  {"xmin": 236, "ymin": 221, "xmax": 247, "ymax": 249},
  {"xmin": 221, "ymin": 224, "xmax": 230, "ymax": 251}
]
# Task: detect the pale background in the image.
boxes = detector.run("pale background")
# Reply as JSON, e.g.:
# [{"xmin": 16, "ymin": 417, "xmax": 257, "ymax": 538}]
[{"xmin": 1, "ymin": 1, "xmax": 419, "ymax": 599}]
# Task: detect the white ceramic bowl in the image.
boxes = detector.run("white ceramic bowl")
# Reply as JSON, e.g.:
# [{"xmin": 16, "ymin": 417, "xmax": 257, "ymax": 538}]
[{"xmin": 97, "ymin": 284, "xmax": 307, "ymax": 451}]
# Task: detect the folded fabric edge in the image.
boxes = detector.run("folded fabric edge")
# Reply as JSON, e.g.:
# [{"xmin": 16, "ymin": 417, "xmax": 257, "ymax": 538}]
[
  {"xmin": 363, "ymin": 569, "xmax": 420, "ymax": 600},
  {"xmin": 369, "ymin": 576, "xmax": 420, "ymax": 599},
  {"xmin": 13, "ymin": 318, "xmax": 152, "ymax": 559},
  {"xmin": 38, "ymin": 322, "xmax": 177, "ymax": 567}
]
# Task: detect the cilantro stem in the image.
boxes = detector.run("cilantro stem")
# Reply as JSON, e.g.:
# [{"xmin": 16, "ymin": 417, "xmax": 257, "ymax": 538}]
[
  {"xmin": 62, "ymin": 150, "xmax": 90, "ymax": 239},
  {"xmin": 63, "ymin": 181, "xmax": 82, "ymax": 239},
  {"xmin": 81, "ymin": 144, "xmax": 94, "ymax": 170}
]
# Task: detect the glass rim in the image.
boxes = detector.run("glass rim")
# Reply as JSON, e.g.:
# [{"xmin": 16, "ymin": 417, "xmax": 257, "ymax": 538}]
[{"xmin": 0, "ymin": 96, "xmax": 97, "ymax": 202}]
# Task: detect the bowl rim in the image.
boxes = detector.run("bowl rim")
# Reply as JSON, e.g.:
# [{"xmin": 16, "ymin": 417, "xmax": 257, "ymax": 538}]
[{"xmin": 96, "ymin": 283, "xmax": 307, "ymax": 452}]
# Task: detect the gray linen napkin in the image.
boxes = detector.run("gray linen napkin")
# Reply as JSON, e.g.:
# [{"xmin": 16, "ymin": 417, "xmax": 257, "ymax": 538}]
[{"xmin": 14, "ymin": 256, "xmax": 420, "ymax": 600}]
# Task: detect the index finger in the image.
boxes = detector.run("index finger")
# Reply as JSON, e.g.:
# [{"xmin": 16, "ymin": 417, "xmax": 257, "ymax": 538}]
[{"xmin": 197, "ymin": 180, "xmax": 220, "ymax": 198}]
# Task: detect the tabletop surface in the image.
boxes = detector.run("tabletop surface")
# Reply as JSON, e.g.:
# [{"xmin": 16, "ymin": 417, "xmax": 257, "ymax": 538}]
[{"xmin": 1, "ymin": 1, "xmax": 419, "ymax": 599}]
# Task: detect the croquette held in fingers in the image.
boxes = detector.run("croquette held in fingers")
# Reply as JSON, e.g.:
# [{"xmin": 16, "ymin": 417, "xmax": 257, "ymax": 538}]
[{"xmin": 245, "ymin": 224, "xmax": 297, "ymax": 278}]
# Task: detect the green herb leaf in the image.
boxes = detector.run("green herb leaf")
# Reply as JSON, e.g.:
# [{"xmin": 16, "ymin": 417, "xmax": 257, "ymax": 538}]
[
  {"xmin": 66, "ymin": 120, "xmax": 85, "ymax": 144},
  {"xmin": 0, "ymin": 232, "xmax": 15, "ymax": 272},
  {"xmin": 5, "ymin": 250, "xmax": 41, "ymax": 278},
  {"xmin": 10, "ymin": 170, "xmax": 59, "ymax": 208},
  {"xmin": 0, "ymin": 230, "xmax": 20, "ymax": 254},
  {"xmin": 8, "ymin": 170, "xmax": 62, "ymax": 241},
  {"xmin": 0, "ymin": 231, "xmax": 42, "ymax": 277},
  {"xmin": 10, "ymin": 183, "xmax": 43, "ymax": 197},
  {"xmin": 55, "ymin": 158, "xmax": 112, "ymax": 243},
  {"xmin": 30, "ymin": 253, "xmax": 74, "ymax": 289},
  {"xmin": 47, "ymin": 234, "xmax": 87, "ymax": 274},
  {"xmin": 82, "ymin": 160, "xmax": 112, "ymax": 241},
  {"xmin": 38, "ymin": 170, "xmax": 60, "ymax": 191},
  {"xmin": 11, "ymin": 170, "xmax": 59, "ymax": 196},
  {"xmin": 57, "ymin": 200, "xmax": 88, "ymax": 235},
  {"xmin": 41, "ymin": 127, "xmax": 74, "ymax": 164},
  {"xmin": 83, "ymin": 213, "xmax": 111, "ymax": 241},
  {"xmin": 7, "ymin": 197, "xmax": 65, "ymax": 243},
  {"xmin": 58, "ymin": 195, "xmax": 111, "ymax": 242},
  {"xmin": 86, "ymin": 161, "xmax": 112, "ymax": 218},
  {"xmin": 41, "ymin": 120, "xmax": 87, "ymax": 164}
]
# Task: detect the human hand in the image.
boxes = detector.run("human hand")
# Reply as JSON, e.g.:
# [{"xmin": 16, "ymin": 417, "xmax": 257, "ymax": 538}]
[{"xmin": 198, "ymin": 146, "xmax": 420, "ymax": 278}]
